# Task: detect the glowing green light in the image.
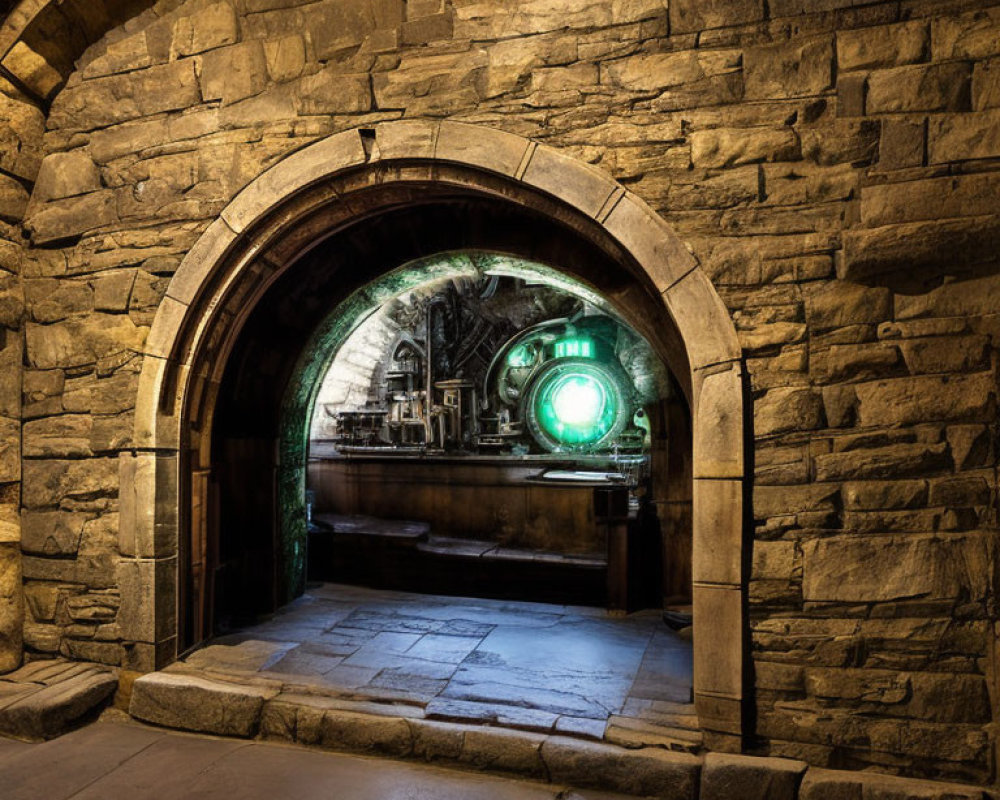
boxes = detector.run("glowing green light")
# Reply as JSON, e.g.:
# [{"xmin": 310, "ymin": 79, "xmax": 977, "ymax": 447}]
[
  {"xmin": 551, "ymin": 377, "xmax": 603, "ymax": 426},
  {"xmin": 554, "ymin": 338, "xmax": 593, "ymax": 359},
  {"xmin": 535, "ymin": 370, "xmax": 616, "ymax": 446},
  {"xmin": 507, "ymin": 344, "xmax": 532, "ymax": 367}
]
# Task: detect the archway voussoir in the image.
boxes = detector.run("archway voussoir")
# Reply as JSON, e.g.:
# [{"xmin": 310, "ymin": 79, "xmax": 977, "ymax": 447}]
[
  {"xmin": 221, "ymin": 129, "xmax": 367, "ymax": 234},
  {"xmin": 663, "ymin": 270, "xmax": 742, "ymax": 372},
  {"xmin": 436, "ymin": 121, "xmax": 531, "ymax": 178},
  {"xmin": 145, "ymin": 295, "xmax": 190, "ymax": 362},
  {"xmin": 373, "ymin": 119, "xmax": 440, "ymax": 162},
  {"xmin": 604, "ymin": 192, "xmax": 698, "ymax": 292},
  {"xmin": 168, "ymin": 217, "xmax": 238, "ymax": 307},
  {"xmin": 134, "ymin": 354, "xmax": 186, "ymax": 451},
  {"xmin": 520, "ymin": 143, "xmax": 619, "ymax": 220}
]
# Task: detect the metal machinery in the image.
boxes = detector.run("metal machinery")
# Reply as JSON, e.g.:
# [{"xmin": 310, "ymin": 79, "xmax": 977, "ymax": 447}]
[{"xmin": 322, "ymin": 277, "xmax": 661, "ymax": 480}]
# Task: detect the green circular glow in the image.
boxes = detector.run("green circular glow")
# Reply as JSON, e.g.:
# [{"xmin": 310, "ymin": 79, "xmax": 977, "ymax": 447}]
[
  {"xmin": 550, "ymin": 376, "xmax": 604, "ymax": 427},
  {"xmin": 534, "ymin": 367, "xmax": 619, "ymax": 447}
]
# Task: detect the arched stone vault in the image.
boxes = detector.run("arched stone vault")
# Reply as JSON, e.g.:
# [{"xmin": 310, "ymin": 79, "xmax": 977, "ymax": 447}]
[{"xmin": 125, "ymin": 120, "xmax": 749, "ymax": 742}]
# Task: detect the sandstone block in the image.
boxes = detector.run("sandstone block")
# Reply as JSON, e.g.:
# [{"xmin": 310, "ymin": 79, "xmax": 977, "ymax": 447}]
[
  {"xmin": 49, "ymin": 60, "xmax": 201, "ymax": 131},
  {"xmin": 461, "ymin": 726, "xmax": 546, "ymax": 777},
  {"xmin": 842, "ymin": 480, "xmax": 927, "ymax": 511},
  {"xmin": 604, "ymin": 49, "xmax": 740, "ymax": 93},
  {"xmin": 0, "ymin": 665, "xmax": 117, "ymax": 740},
  {"xmin": 946, "ymin": 425, "xmax": 991, "ymax": 471},
  {"xmin": 843, "ymin": 216, "xmax": 1000, "ymax": 281},
  {"xmin": 317, "ymin": 707, "xmax": 412, "ymax": 756},
  {"xmin": 130, "ymin": 672, "xmax": 278, "ymax": 736},
  {"xmin": 762, "ymin": 163, "xmax": 855, "ymax": 207},
  {"xmin": 804, "ymin": 281, "xmax": 890, "ymax": 330},
  {"xmin": 702, "ymin": 752, "xmax": 806, "ymax": 800},
  {"xmin": 295, "ymin": 67, "xmax": 371, "ymax": 115},
  {"xmin": 751, "ymin": 540, "xmax": 798, "ymax": 581},
  {"xmin": 669, "ymin": 0, "xmax": 763, "ymax": 34},
  {"xmin": 836, "ymin": 73, "xmax": 866, "ymax": 117},
  {"xmin": 931, "ymin": 6, "xmax": 1000, "ymax": 60},
  {"xmin": 929, "ymin": 108, "xmax": 1000, "ymax": 163},
  {"xmin": 26, "ymin": 192, "xmax": 118, "ymax": 246},
  {"xmin": 755, "ymin": 387, "xmax": 824, "ymax": 437},
  {"xmin": 25, "ymin": 315, "xmax": 147, "ymax": 370},
  {"xmin": 79, "ymin": 31, "xmax": 152, "ymax": 79},
  {"xmin": 877, "ymin": 118, "xmax": 925, "ymax": 171},
  {"xmin": 744, "ymin": 36, "xmax": 833, "ymax": 100},
  {"xmin": 21, "ymin": 457, "xmax": 119, "ymax": 510},
  {"xmin": 304, "ymin": 0, "xmax": 377, "ymax": 60},
  {"xmin": 0, "ymin": 93, "xmax": 45, "ymax": 180},
  {"xmin": 0, "ymin": 504, "xmax": 18, "ymax": 544},
  {"xmin": 201, "ymin": 41, "xmax": 268, "ymax": 106},
  {"xmin": 855, "ymin": 372, "xmax": 994, "ymax": 427},
  {"xmin": 541, "ymin": 736, "xmax": 699, "ymax": 799},
  {"xmin": 0, "ymin": 542, "xmax": 22, "ymax": 672},
  {"xmin": 754, "ymin": 484, "xmax": 838, "ymax": 520},
  {"xmin": 690, "ymin": 126, "xmax": 799, "ymax": 168},
  {"xmin": 800, "ymin": 766, "xmax": 987, "ymax": 800},
  {"xmin": 862, "ymin": 172, "xmax": 1000, "ymax": 228},
  {"xmin": 263, "ymin": 34, "xmax": 305, "ymax": 82},
  {"xmin": 802, "ymin": 533, "xmax": 993, "ymax": 604},
  {"xmin": 814, "ymin": 441, "xmax": 949, "ymax": 482},
  {"xmin": 0, "ymin": 174, "xmax": 28, "ymax": 224},
  {"xmin": 899, "ymin": 335, "xmax": 989, "ymax": 375},
  {"xmin": 0, "ymin": 415, "xmax": 19, "ymax": 483},
  {"xmin": 171, "ymin": 1, "xmax": 239, "ymax": 57},
  {"xmin": 23, "ymin": 415, "xmax": 93, "ymax": 458},
  {"xmin": 810, "ymin": 342, "xmax": 901, "ymax": 384},
  {"xmin": 972, "ymin": 57, "xmax": 1000, "ymax": 110},
  {"xmin": 33, "ymin": 151, "xmax": 102, "ymax": 203},
  {"xmin": 20, "ymin": 511, "xmax": 89, "ymax": 557},
  {"xmin": 837, "ymin": 21, "xmax": 928, "ymax": 72},
  {"xmin": 867, "ymin": 62, "xmax": 971, "ymax": 114},
  {"xmin": 800, "ymin": 119, "xmax": 879, "ymax": 166}
]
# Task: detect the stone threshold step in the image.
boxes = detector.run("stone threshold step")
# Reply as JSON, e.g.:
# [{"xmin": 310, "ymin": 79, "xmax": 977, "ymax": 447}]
[
  {"xmin": 0, "ymin": 659, "xmax": 118, "ymax": 741},
  {"xmin": 129, "ymin": 671, "xmax": 699, "ymax": 799},
  {"xmin": 126, "ymin": 671, "xmax": 991, "ymax": 800}
]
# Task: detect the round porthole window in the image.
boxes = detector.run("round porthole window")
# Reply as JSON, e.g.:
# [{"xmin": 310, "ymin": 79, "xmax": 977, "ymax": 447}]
[{"xmin": 524, "ymin": 358, "xmax": 632, "ymax": 452}]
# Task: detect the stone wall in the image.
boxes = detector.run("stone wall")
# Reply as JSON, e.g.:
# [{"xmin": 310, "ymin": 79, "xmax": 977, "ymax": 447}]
[
  {"xmin": 0, "ymin": 73, "xmax": 41, "ymax": 672},
  {"xmin": 3, "ymin": 0, "xmax": 1000, "ymax": 785}
]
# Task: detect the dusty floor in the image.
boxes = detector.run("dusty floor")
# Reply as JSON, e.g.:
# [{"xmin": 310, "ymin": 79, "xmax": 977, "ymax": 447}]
[
  {"xmin": 0, "ymin": 720, "xmax": 637, "ymax": 800},
  {"xmin": 186, "ymin": 583, "xmax": 695, "ymax": 741}
]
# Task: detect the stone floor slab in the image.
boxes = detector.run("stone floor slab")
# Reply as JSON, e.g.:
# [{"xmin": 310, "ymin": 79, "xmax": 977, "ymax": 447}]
[
  {"xmin": 2, "ymin": 719, "xmax": 165, "ymax": 800},
  {"xmin": 156, "ymin": 584, "xmax": 694, "ymax": 748}
]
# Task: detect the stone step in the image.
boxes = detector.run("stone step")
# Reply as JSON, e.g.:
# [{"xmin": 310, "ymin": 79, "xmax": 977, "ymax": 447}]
[
  {"xmin": 604, "ymin": 714, "xmax": 702, "ymax": 754},
  {"xmin": 0, "ymin": 659, "xmax": 118, "ymax": 741},
  {"xmin": 129, "ymin": 670, "xmax": 701, "ymax": 798}
]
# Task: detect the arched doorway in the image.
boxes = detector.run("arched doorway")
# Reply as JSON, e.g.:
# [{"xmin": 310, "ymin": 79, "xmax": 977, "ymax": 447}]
[{"xmin": 125, "ymin": 121, "xmax": 747, "ymax": 745}]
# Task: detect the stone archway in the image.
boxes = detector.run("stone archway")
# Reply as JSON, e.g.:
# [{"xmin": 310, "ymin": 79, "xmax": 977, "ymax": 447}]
[{"xmin": 122, "ymin": 120, "xmax": 747, "ymax": 744}]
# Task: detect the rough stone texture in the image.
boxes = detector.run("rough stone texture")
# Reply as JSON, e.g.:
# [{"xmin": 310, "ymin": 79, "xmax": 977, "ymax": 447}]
[
  {"xmin": 0, "ymin": 0, "xmax": 998, "ymax": 789},
  {"xmin": 702, "ymin": 752, "xmax": 807, "ymax": 800},
  {"xmin": 0, "ymin": 660, "xmax": 118, "ymax": 740},
  {"xmin": 130, "ymin": 672, "xmax": 279, "ymax": 737}
]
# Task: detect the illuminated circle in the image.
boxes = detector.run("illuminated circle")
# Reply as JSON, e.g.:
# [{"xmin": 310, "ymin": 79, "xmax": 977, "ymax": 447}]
[
  {"xmin": 551, "ymin": 375, "xmax": 604, "ymax": 427},
  {"xmin": 524, "ymin": 358, "xmax": 631, "ymax": 452}
]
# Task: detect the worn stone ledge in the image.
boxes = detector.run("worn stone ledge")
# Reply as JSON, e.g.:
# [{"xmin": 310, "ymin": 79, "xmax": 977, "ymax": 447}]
[
  {"xmin": 0, "ymin": 659, "xmax": 118, "ymax": 741},
  {"xmin": 122, "ymin": 672, "xmax": 998, "ymax": 799}
]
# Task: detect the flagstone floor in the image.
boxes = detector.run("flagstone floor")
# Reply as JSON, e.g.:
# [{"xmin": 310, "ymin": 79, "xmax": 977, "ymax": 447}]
[{"xmin": 179, "ymin": 583, "xmax": 696, "ymax": 745}]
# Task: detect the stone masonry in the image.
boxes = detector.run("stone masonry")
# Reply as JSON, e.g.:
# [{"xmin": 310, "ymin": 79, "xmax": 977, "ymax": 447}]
[{"xmin": 1, "ymin": 0, "xmax": 1000, "ymax": 789}]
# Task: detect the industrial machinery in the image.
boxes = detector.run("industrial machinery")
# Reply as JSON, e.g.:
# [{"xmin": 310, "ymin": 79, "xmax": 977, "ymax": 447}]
[{"xmin": 317, "ymin": 275, "xmax": 663, "ymax": 467}]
